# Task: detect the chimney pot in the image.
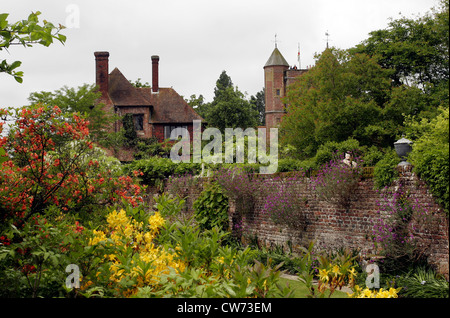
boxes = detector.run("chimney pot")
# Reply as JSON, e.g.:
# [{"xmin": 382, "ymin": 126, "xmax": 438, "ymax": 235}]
[
  {"xmin": 151, "ymin": 55, "xmax": 159, "ymax": 93},
  {"xmin": 95, "ymin": 51, "xmax": 109, "ymax": 95}
]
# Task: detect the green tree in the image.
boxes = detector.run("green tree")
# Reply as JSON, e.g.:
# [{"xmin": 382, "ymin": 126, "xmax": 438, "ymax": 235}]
[
  {"xmin": 28, "ymin": 84, "xmax": 121, "ymax": 149},
  {"xmin": 204, "ymin": 71, "xmax": 259, "ymax": 132},
  {"xmin": 129, "ymin": 78, "xmax": 150, "ymax": 88},
  {"xmin": 250, "ymin": 88, "xmax": 265, "ymax": 126},
  {"xmin": 280, "ymin": 48, "xmax": 392, "ymax": 159},
  {"xmin": 0, "ymin": 11, "xmax": 66, "ymax": 83},
  {"xmin": 186, "ymin": 94, "xmax": 207, "ymax": 119},
  {"xmin": 350, "ymin": 0, "xmax": 449, "ymax": 120},
  {"xmin": 406, "ymin": 107, "xmax": 449, "ymax": 215},
  {"xmin": 351, "ymin": 0, "xmax": 448, "ymax": 87}
]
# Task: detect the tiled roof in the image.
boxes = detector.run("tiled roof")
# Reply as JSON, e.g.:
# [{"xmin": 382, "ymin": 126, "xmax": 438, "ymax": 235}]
[
  {"xmin": 139, "ymin": 87, "xmax": 203, "ymax": 123},
  {"xmin": 108, "ymin": 68, "xmax": 203, "ymax": 123},
  {"xmin": 264, "ymin": 47, "xmax": 289, "ymax": 67},
  {"xmin": 108, "ymin": 68, "xmax": 152, "ymax": 106}
]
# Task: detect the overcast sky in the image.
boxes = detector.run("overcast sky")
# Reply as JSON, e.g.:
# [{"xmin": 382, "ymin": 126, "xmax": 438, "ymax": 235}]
[{"xmin": 1, "ymin": 0, "xmax": 439, "ymax": 108}]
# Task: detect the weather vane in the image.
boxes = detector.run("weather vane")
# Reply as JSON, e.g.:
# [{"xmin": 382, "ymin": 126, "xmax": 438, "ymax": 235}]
[
  {"xmin": 273, "ymin": 34, "xmax": 280, "ymax": 48},
  {"xmin": 325, "ymin": 30, "xmax": 331, "ymax": 48}
]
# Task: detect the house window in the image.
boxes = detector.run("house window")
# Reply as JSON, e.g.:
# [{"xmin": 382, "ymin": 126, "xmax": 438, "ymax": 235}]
[
  {"xmin": 133, "ymin": 114, "xmax": 144, "ymax": 131},
  {"xmin": 276, "ymin": 89, "xmax": 281, "ymax": 96},
  {"xmin": 164, "ymin": 125, "xmax": 188, "ymax": 140}
]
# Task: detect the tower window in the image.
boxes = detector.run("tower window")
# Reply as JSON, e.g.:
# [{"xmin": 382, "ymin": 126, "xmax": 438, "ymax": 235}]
[{"xmin": 276, "ymin": 89, "xmax": 281, "ymax": 96}]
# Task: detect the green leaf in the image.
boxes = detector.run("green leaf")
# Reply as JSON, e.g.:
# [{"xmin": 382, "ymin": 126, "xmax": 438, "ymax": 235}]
[
  {"xmin": 0, "ymin": 13, "xmax": 9, "ymax": 29},
  {"xmin": 14, "ymin": 74, "xmax": 23, "ymax": 83},
  {"xmin": 10, "ymin": 60, "xmax": 21, "ymax": 70}
]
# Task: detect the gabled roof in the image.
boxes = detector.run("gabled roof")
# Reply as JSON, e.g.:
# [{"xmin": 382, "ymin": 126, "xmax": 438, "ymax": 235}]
[
  {"xmin": 107, "ymin": 67, "xmax": 203, "ymax": 123},
  {"xmin": 139, "ymin": 87, "xmax": 203, "ymax": 123},
  {"xmin": 264, "ymin": 47, "xmax": 289, "ymax": 67},
  {"xmin": 108, "ymin": 68, "xmax": 152, "ymax": 106}
]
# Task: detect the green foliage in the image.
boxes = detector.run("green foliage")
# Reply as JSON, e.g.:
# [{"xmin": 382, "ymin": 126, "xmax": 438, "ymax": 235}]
[
  {"xmin": 281, "ymin": 2, "xmax": 448, "ymax": 168},
  {"xmin": 281, "ymin": 48, "xmax": 392, "ymax": 159},
  {"xmin": 351, "ymin": 0, "xmax": 449, "ymax": 87},
  {"xmin": 127, "ymin": 157, "xmax": 200, "ymax": 186},
  {"xmin": 249, "ymin": 88, "xmax": 265, "ymax": 126},
  {"xmin": 153, "ymin": 192, "xmax": 186, "ymax": 219},
  {"xmin": 407, "ymin": 107, "xmax": 449, "ymax": 215},
  {"xmin": 134, "ymin": 138, "xmax": 172, "ymax": 160},
  {"xmin": 313, "ymin": 138, "xmax": 361, "ymax": 167},
  {"xmin": 155, "ymin": 217, "xmax": 291, "ymax": 298},
  {"xmin": 0, "ymin": 11, "xmax": 66, "ymax": 82},
  {"xmin": 0, "ymin": 213, "xmax": 90, "ymax": 298},
  {"xmin": 28, "ymin": 84, "xmax": 121, "ymax": 149},
  {"xmin": 193, "ymin": 182, "xmax": 229, "ymax": 232},
  {"xmin": 122, "ymin": 113, "xmax": 138, "ymax": 146},
  {"xmin": 397, "ymin": 266, "xmax": 449, "ymax": 298},
  {"xmin": 200, "ymin": 71, "xmax": 259, "ymax": 132},
  {"xmin": 373, "ymin": 148, "xmax": 400, "ymax": 189}
]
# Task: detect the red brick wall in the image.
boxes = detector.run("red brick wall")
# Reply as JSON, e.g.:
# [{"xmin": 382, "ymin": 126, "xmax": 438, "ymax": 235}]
[
  {"xmin": 117, "ymin": 107, "xmax": 153, "ymax": 138},
  {"xmin": 151, "ymin": 167, "xmax": 448, "ymax": 277},
  {"xmin": 228, "ymin": 168, "xmax": 449, "ymax": 277}
]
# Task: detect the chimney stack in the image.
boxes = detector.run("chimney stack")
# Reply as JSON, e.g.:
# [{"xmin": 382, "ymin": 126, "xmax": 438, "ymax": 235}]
[
  {"xmin": 151, "ymin": 55, "xmax": 159, "ymax": 93},
  {"xmin": 94, "ymin": 51, "xmax": 109, "ymax": 95}
]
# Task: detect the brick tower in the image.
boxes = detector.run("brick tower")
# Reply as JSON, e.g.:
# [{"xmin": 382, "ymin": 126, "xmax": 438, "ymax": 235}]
[
  {"xmin": 264, "ymin": 47, "xmax": 289, "ymax": 130},
  {"xmin": 264, "ymin": 46, "xmax": 309, "ymax": 133}
]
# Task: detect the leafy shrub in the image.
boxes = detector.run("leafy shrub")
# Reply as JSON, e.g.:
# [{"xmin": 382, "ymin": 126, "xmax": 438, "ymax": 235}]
[
  {"xmin": 276, "ymin": 158, "xmax": 303, "ymax": 172},
  {"xmin": 371, "ymin": 185, "xmax": 433, "ymax": 274},
  {"xmin": 313, "ymin": 138, "xmax": 361, "ymax": 167},
  {"xmin": 152, "ymin": 192, "xmax": 186, "ymax": 219},
  {"xmin": 155, "ymin": 217, "xmax": 291, "ymax": 298},
  {"xmin": 311, "ymin": 155, "xmax": 362, "ymax": 209},
  {"xmin": 407, "ymin": 107, "xmax": 449, "ymax": 215},
  {"xmin": 0, "ymin": 105, "xmax": 144, "ymax": 226},
  {"xmin": 397, "ymin": 267, "xmax": 449, "ymax": 298},
  {"xmin": 128, "ymin": 157, "xmax": 200, "ymax": 186},
  {"xmin": 0, "ymin": 213, "xmax": 91, "ymax": 298},
  {"xmin": 88, "ymin": 208, "xmax": 185, "ymax": 297},
  {"xmin": 373, "ymin": 148, "xmax": 400, "ymax": 189},
  {"xmin": 193, "ymin": 182, "xmax": 229, "ymax": 232},
  {"xmin": 214, "ymin": 165, "xmax": 263, "ymax": 216}
]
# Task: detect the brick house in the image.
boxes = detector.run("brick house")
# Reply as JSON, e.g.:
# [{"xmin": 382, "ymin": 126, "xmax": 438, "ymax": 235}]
[{"xmin": 94, "ymin": 51, "xmax": 203, "ymax": 161}]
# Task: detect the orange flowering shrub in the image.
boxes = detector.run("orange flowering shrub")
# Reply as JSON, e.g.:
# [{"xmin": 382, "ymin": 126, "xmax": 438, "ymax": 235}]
[{"xmin": 0, "ymin": 104, "xmax": 144, "ymax": 226}]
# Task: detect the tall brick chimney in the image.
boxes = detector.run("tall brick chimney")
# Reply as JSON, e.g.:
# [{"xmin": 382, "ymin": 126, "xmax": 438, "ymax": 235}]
[
  {"xmin": 94, "ymin": 51, "xmax": 109, "ymax": 95},
  {"xmin": 151, "ymin": 55, "xmax": 159, "ymax": 93}
]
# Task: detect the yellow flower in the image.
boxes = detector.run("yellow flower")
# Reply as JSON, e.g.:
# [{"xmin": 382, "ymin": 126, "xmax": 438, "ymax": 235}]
[
  {"xmin": 361, "ymin": 288, "xmax": 373, "ymax": 298},
  {"xmin": 348, "ymin": 267, "xmax": 357, "ymax": 278},
  {"xmin": 148, "ymin": 211, "xmax": 165, "ymax": 232},
  {"xmin": 331, "ymin": 264, "xmax": 341, "ymax": 277},
  {"xmin": 89, "ymin": 229, "xmax": 107, "ymax": 245},
  {"xmin": 107, "ymin": 209, "xmax": 129, "ymax": 229},
  {"xmin": 318, "ymin": 268, "xmax": 330, "ymax": 282},
  {"xmin": 387, "ymin": 287, "xmax": 400, "ymax": 298}
]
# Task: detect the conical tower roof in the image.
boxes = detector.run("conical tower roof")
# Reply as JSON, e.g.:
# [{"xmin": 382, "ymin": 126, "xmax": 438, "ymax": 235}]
[{"xmin": 264, "ymin": 47, "xmax": 289, "ymax": 67}]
